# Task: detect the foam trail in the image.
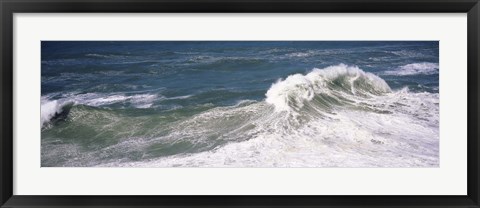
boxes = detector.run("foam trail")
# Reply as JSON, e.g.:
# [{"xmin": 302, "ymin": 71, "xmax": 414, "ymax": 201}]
[
  {"xmin": 40, "ymin": 93, "xmax": 158, "ymax": 127},
  {"xmin": 71, "ymin": 93, "xmax": 158, "ymax": 107},
  {"xmin": 384, "ymin": 62, "xmax": 439, "ymax": 76}
]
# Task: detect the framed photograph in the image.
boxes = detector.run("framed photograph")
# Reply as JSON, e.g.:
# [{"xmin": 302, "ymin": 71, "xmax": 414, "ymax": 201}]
[{"xmin": 1, "ymin": 0, "xmax": 479, "ymax": 207}]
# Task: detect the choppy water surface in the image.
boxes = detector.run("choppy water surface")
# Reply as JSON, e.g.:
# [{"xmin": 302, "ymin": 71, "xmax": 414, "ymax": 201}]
[{"xmin": 41, "ymin": 41, "xmax": 439, "ymax": 167}]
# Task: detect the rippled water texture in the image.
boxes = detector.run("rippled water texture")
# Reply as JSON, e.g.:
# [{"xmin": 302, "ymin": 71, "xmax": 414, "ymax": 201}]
[{"xmin": 41, "ymin": 41, "xmax": 439, "ymax": 167}]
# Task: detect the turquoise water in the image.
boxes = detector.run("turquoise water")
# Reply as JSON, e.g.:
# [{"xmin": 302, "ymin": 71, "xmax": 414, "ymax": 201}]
[{"xmin": 41, "ymin": 41, "xmax": 439, "ymax": 167}]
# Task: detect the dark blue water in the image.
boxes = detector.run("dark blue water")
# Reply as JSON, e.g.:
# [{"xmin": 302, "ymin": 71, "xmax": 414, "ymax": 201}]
[{"xmin": 42, "ymin": 41, "xmax": 438, "ymax": 106}]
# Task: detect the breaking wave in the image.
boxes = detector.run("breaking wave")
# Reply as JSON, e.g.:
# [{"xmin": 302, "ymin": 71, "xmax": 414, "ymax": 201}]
[
  {"xmin": 40, "ymin": 93, "xmax": 158, "ymax": 128},
  {"xmin": 41, "ymin": 64, "xmax": 439, "ymax": 167},
  {"xmin": 266, "ymin": 64, "xmax": 391, "ymax": 113},
  {"xmin": 41, "ymin": 97, "xmax": 72, "ymax": 127}
]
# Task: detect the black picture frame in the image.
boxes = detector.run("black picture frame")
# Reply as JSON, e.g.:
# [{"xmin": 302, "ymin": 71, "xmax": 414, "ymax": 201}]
[{"xmin": 1, "ymin": 0, "xmax": 479, "ymax": 207}]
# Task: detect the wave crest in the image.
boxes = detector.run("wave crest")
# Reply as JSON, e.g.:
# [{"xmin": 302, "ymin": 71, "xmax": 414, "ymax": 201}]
[
  {"xmin": 41, "ymin": 97, "xmax": 74, "ymax": 128},
  {"xmin": 265, "ymin": 64, "xmax": 391, "ymax": 112}
]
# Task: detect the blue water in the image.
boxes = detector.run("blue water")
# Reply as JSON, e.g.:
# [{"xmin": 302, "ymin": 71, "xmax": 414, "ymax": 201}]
[{"xmin": 41, "ymin": 41, "xmax": 439, "ymax": 167}]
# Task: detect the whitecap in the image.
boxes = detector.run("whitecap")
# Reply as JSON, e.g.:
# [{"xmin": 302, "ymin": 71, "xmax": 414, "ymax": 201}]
[{"xmin": 384, "ymin": 62, "xmax": 439, "ymax": 76}]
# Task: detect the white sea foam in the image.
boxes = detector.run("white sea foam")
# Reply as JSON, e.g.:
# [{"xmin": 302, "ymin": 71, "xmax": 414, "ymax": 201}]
[
  {"xmin": 286, "ymin": 51, "xmax": 315, "ymax": 57},
  {"xmin": 389, "ymin": 50, "xmax": 427, "ymax": 58},
  {"xmin": 85, "ymin": 53, "xmax": 123, "ymax": 59},
  {"xmin": 165, "ymin": 95, "xmax": 193, "ymax": 100},
  {"xmin": 384, "ymin": 62, "xmax": 439, "ymax": 76},
  {"xmin": 41, "ymin": 97, "xmax": 64, "ymax": 127},
  {"xmin": 66, "ymin": 93, "xmax": 158, "ymax": 107}
]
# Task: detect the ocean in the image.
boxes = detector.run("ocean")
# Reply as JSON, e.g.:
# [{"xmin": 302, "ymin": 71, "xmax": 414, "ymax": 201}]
[{"xmin": 41, "ymin": 41, "xmax": 439, "ymax": 167}]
